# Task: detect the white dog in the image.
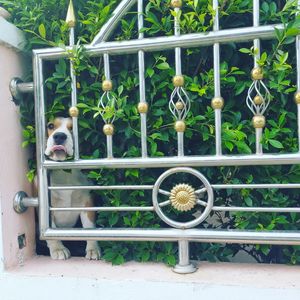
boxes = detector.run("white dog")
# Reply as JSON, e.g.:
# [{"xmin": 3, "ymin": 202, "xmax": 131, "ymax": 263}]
[{"xmin": 44, "ymin": 117, "xmax": 100, "ymax": 260}]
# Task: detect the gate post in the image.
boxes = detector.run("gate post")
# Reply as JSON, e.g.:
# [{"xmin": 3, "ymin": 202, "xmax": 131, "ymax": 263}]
[
  {"xmin": 173, "ymin": 240, "xmax": 196, "ymax": 274},
  {"xmin": 0, "ymin": 10, "xmax": 35, "ymax": 270}
]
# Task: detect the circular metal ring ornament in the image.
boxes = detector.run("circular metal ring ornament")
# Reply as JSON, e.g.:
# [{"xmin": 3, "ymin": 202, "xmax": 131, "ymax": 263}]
[{"xmin": 152, "ymin": 167, "xmax": 214, "ymax": 229}]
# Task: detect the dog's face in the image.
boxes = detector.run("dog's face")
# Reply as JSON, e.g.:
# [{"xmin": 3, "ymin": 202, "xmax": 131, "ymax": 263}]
[{"xmin": 45, "ymin": 117, "xmax": 74, "ymax": 161}]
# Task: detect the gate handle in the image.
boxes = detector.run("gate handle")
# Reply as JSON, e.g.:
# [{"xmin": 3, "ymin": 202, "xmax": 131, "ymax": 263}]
[{"xmin": 13, "ymin": 191, "xmax": 38, "ymax": 214}]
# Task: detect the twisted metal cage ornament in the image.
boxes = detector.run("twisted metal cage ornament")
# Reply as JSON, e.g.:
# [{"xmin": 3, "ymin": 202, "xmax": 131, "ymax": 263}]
[
  {"xmin": 98, "ymin": 80, "xmax": 117, "ymax": 125},
  {"xmin": 169, "ymin": 0, "xmax": 192, "ymax": 157},
  {"xmin": 169, "ymin": 78, "xmax": 191, "ymax": 122},
  {"xmin": 246, "ymin": 69, "xmax": 271, "ymax": 117},
  {"xmin": 245, "ymin": 0, "xmax": 272, "ymax": 154}
]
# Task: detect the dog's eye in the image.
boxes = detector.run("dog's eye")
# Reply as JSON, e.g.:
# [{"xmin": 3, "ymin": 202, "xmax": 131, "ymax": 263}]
[{"xmin": 47, "ymin": 123, "xmax": 55, "ymax": 130}]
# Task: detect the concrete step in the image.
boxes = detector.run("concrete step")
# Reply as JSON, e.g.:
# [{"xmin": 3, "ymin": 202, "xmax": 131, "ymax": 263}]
[{"xmin": 1, "ymin": 256, "xmax": 300, "ymax": 300}]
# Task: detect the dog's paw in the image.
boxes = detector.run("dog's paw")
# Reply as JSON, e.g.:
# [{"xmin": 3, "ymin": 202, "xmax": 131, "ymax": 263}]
[
  {"xmin": 85, "ymin": 247, "xmax": 101, "ymax": 260},
  {"xmin": 50, "ymin": 247, "xmax": 71, "ymax": 260}
]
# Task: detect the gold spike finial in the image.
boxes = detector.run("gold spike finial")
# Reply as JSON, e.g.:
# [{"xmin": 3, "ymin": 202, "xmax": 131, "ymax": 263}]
[{"xmin": 66, "ymin": 0, "xmax": 76, "ymax": 28}]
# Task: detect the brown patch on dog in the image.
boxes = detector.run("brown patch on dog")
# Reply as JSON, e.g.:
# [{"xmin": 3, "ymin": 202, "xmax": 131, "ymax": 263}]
[
  {"xmin": 66, "ymin": 118, "xmax": 73, "ymax": 130},
  {"xmin": 47, "ymin": 118, "xmax": 73, "ymax": 136},
  {"xmin": 47, "ymin": 118, "xmax": 62, "ymax": 136},
  {"xmin": 85, "ymin": 200, "xmax": 95, "ymax": 223}
]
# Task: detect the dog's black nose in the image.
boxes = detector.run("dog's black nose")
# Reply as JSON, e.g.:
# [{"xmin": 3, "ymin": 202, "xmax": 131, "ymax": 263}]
[{"xmin": 53, "ymin": 132, "xmax": 67, "ymax": 145}]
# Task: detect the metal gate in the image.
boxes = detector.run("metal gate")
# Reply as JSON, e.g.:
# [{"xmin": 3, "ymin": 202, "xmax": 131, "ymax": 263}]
[{"xmin": 13, "ymin": 0, "xmax": 300, "ymax": 273}]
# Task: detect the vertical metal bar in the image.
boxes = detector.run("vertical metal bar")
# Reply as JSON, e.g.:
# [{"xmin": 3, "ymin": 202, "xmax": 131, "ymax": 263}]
[
  {"xmin": 253, "ymin": 0, "xmax": 260, "ymax": 67},
  {"xmin": 103, "ymin": 53, "xmax": 114, "ymax": 158},
  {"xmin": 296, "ymin": 0, "xmax": 300, "ymax": 151},
  {"xmin": 106, "ymin": 135, "xmax": 114, "ymax": 159},
  {"xmin": 138, "ymin": 0, "xmax": 148, "ymax": 157},
  {"xmin": 213, "ymin": 0, "xmax": 222, "ymax": 156},
  {"xmin": 103, "ymin": 53, "xmax": 111, "ymax": 80},
  {"xmin": 69, "ymin": 27, "xmax": 79, "ymax": 160},
  {"xmin": 253, "ymin": 0, "xmax": 263, "ymax": 155},
  {"xmin": 174, "ymin": 5, "xmax": 184, "ymax": 156},
  {"xmin": 177, "ymin": 132, "xmax": 184, "ymax": 157},
  {"xmin": 215, "ymin": 108, "xmax": 222, "ymax": 155},
  {"xmin": 173, "ymin": 240, "xmax": 196, "ymax": 274},
  {"xmin": 298, "ymin": 104, "xmax": 300, "ymax": 152},
  {"xmin": 256, "ymin": 128, "xmax": 263, "ymax": 155},
  {"xmin": 33, "ymin": 55, "xmax": 50, "ymax": 235},
  {"xmin": 174, "ymin": 7, "xmax": 182, "ymax": 75}
]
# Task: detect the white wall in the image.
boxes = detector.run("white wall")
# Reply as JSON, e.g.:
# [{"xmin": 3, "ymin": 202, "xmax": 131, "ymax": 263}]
[{"xmin": 0, "ymin": 13, "xmax": 35, "ymax": 270}]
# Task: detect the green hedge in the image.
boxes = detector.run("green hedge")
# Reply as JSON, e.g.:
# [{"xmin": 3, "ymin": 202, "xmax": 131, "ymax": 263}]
[{"xmin": 2, "ymin": 0, "xmax": 300, "ymax": 265}]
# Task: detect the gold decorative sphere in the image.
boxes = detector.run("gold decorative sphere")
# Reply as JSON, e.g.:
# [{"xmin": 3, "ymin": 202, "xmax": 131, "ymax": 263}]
[
  {"xmin": 138, "ymin": 102, "xmax": 149, "ymax": 114},
  {"xmin": 102, "ymin": 80, "xmax": 113, "ymax": 91},
  {"xmin": 252, "ymin": 115, "xmax": 266, "ymax": 128},
  {"xmin": 211, "ymin": 97, "xmax": 224, "ymax": 110},
  {"xmin": 253, "ymin": 95, "xmax": 263, "ymax": 105},
  {"xmin": 175, "ymin": 101, "xmax": 184, "ymax": 110},
  {"xmin": 171, "ymin": 0, "xmax": 182, "ymax": 8},
  {"xmin": 173, "ymin": 75, "xmax": 184, "ymax": 87},
  {"xmin": 103, "ymin": 124, "xmax": 115, "ymax": 136},
  {"xmin": 170, "ymin": 183, "xmax": 196, "ymax": 212},
  {"xmin": 294, "ymin": 92, "xmax": 300, "ymax": 104},
  {"xmin": 174, "ymin": 120, "xmax": 186, "ymax": 132},
  {"xmin": 69, "ymin": 106, "xmax": 79, "ymax": 117},
  {"xmin": 251, "ymin": 67, "xmax": 264, "ymax": 80}
]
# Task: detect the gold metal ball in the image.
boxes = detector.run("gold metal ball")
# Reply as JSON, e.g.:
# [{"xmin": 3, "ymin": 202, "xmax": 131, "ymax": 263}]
[
  {"xmin": 294, "ymin": 92, "xmax": 300, "ymax": 104},
  {"xmin": 173, "ymin": 75, "xmax": 184, "ymax": 87},
  {"xmin": 138, "ymin": 102, "xmax": 149, "ymax": 114},
  {"xmin": 171, "ymin": 0, "xmax": 182, "ymax": 8},
  {"xmin": 175, "ymin": 101, "xmax": 184, "ymax": 110},
  {"xmin": 102, "ymin": 80, "xmax": 113, "ymax": 91},
  {"xmin": 103, "ymin": 124, "xmax": 115, "ymax": 136},
  {"xmin": 253, "ymin": 95, "xmax": 263, "ymax": 105},
  {"xmin": 211, "ymin": 97, "xmax": 224, "ymax": 110},
  {"xmin": 69, "ymin": 106, "xmax": 79, "ymax": 117},
  {"xmin": 174, "ymin": 120, "xmax": 186, "ymax": 132},
  {"xmin": 252, "ymin": 115, "xmax": 266, "ymax": 129},
  {"xmin": 251, "ymin": 67, "xmax": 263, "ymax": 80}
]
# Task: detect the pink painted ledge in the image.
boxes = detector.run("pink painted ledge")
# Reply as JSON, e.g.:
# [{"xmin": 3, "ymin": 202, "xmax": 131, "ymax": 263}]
[{"xmin": 7, "ymin": 256, "xmax": 300, "ymax": 289}]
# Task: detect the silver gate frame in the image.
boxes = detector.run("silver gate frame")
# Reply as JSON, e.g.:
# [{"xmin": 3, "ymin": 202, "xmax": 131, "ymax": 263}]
[{"xmin": 32, "ymin": 0, "xmax": 300, "ymax": 273}]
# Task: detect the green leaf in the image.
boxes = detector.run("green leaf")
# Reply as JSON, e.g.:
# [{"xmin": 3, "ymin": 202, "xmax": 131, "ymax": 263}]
[
  {"xmin": 245, "ymin": 197, "xmax": 253, "ymax": 207},
  {"xmin": 112, "ymin": 254, "xmax": 125, "ymax": 265},
  {"xmin": 166, "ymin": 255, "xmax": 176, "ymax": 266},
  {"xmin": 38, "ymin": 24, "xmax": 46, "ymax": 39},
  {"xmin": 269, "ymin": 139, "xmax": 284, "ymax": 149},
  {"xmin": 239, "ymin": 48, "xmax": 251, "ymax": 54},
  {"xmin": 156, "ymin": 62, "xmax": 170, "ymax": 70}
]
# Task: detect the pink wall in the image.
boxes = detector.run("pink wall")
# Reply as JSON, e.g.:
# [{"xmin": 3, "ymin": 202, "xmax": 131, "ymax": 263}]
[{"xmin": 0, "ymin": 45, "xmax": 35, "ymax": 269}]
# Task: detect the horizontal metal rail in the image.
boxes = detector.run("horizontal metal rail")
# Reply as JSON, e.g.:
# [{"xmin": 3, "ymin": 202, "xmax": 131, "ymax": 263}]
[
  {"xmin": 43, "ymin": 153, "xmax": 300, "ymax": 169},
  {"xmin": 212, "ymin": 183, "xmax": 300, "ymax": 189},
  {"xmin": 48, "ymin": 185, "xmax": 154, "ymax": 190},
  {"xmin": 43, "ymin": 228, "xmax": 300, "ymax": 245},
  {"xmin": 34, "ymin": 24, "xmax": 283, "ymax": 60},
  {"xmin": 48, "ymin": 183, "xmax": 300, "ymax": 190},
  {"xmin": 213, "ymin": 206, "xmax": 300, "ymax": 213},
  {"xmin": 50, "ymin": 205, "xmax": 300, "ymax": 214}
]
